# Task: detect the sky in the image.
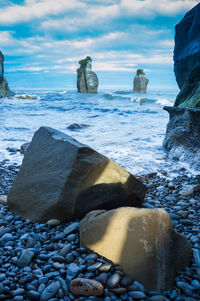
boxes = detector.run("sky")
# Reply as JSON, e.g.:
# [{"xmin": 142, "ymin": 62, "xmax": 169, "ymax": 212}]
[{"xmin": 0, "ymin": 0, "xmax": 199, "ymax": 91}]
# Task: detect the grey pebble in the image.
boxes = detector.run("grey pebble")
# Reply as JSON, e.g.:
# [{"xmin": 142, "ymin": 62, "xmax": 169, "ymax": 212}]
[
  {"xmin": 59, "ymin": 244, "xmax": 71, "ymax": 256},
  {"xmin": 40, "ymin": 281, "xmax": 60, "ymax": 301},
  {"xmin": 18, "ymin": 249, "xmax": 34, "ymax": 267},
  {"xmin": 107, "ymin": 273, "xmax": 120, "ymax": 288},
  {"xmin": 87, "ymin": 262, "xmax": 102, "ymax": 272},
  {"xmin": 128, "ymin": 291, "xmax": 146, "ymax": 299},
  {"xmin": 63, "ymin": 222, "xmax": 79, "ymax": 235},
  {"xmin": 98, "ymin": 263, "xmax": 112, "ymax": 272},
  {"xmin": 27, "ymin": 290, "xmax": 40, "ymax": 300}
]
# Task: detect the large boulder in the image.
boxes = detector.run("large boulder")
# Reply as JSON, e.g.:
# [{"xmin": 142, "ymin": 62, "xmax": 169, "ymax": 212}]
[
  {"xmin": 80, "ymin": 207, "xmax": 192, "ymax": 291},
  {"xmin": 133, "ymin": 69, "xmax": 149, "ymax": 93},
  {"xmin": 0, "ymin": 51, "xmax": 14, "ymax": 98},
  {"xmin": 7, "ymin": 127, "xmax": 146, "ymax": 222},
  {"xmin": 77, "ymin": 56, "xmax": 99, "ymax": 93},
  {"xmin": 174, "ymin": 3, "xmax": 200, "ymax": 107}
]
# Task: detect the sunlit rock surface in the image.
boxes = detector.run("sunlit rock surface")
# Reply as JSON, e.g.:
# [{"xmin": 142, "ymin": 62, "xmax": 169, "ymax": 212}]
[
  {"xmin": 77, "ymin": 56, "xmax": 99, "ymax": 93},
  {"xmin": 8, "ymin": 127, "xmax": 146, "ymax": 222},
  {"xmin": 80, "ymin": 207, "xmax": 192, "ymax": 291}
]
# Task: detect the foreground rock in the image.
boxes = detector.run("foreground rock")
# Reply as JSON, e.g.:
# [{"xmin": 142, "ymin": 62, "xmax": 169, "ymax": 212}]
[
  {"xmin": 70, "ymin": 278, "xmax": 103, "ymax": 296},
  {"xmin": 80, "ymin": 207, "xmax": 192, "ymax": 291},
  {"xmin": 0, "ymin": 51, "xmax": 14, "ymax": 98},
  {"xmin": 163, "ymin": 106, "xmax": 200, "ymax": 169},
  {"xmin": 133, "ymin": 69, "xmax": 149, "ymax": 93},
  {"xmin": 77, "ymin": 56, "xmax": 99, "ymax": 93},
  {"xmin": 174, "ymin": 3, "xmax": 200, "ymax": 107},
  {"xmin": 8, "ymin": 127, "xmax": 146, "ymax": 222}
]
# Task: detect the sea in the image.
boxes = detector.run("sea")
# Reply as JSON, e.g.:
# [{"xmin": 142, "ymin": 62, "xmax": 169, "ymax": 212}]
[{"xmin": 0, "ymin": 89, "xmax": 194, "ymax": 178}]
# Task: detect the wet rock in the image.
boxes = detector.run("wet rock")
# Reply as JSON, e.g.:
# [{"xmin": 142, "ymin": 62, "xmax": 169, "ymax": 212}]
[
  {"xmin": 80, "ymin": 207, "xmax": 192, "ymax": 291},
  {"xmin": 70, "ymin": 278, "xmax": 103, "ymax": 297},
  {"xmin": 67, "ymin": 123, "xmax": 90, "ymax": 131},
  {"xmin": 8, "ymin": 126, "xmax": 146, "ymax": 222},
  {"xmin": 107, "ymin": 273, "xmax": 120, "ymax": 288},
  {"xmin": 20, "ymin": 142, "xmax": 30, "ymax": 154},
  {"xmin": 0, "ymin": 195, "xmax": 7, "ymax": 206}
]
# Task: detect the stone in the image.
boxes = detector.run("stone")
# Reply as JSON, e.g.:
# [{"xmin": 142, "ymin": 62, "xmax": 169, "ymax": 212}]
[
  {"xmin": 133, "ymin": 69, "xmax": 149, "ymax": 93},
  {"xmin": 67, "ymin": 123, "xmax": 90, "ymax": 130},
  {"xmin": 163, "ymin": 3, "xmax": 200, "ymax": 164},
  {"xmin": 63, "ymin": 222, "xmax": 79, "ymax": 235},
  {"xmin": 17, "ymin": 249, "xmax": 34, "ymax": 267},
  {"xmin": 47, "ymin": 219, "xmax": 61, "ymax": 226},
  {"xmin": 80, "ymin": 207, "xmax": 192, "ymax": 291},
  {"xmin": 70, "ymin": 278, "xmax": 103, "ymax": 297},
  {"xmin": 16, "ymin": 95, "xmax": 37, "ymax": 100},
  {"xmin": 107, "ymin": 273, "xmax": 120, "ymax": 288},
  {"xmin": 40, "ymin": 281, "xmax": 60, "ymax": 301},
  {"xmin": 163, "ymin": 106, "xmax": 200, "ymax": 169},
  {"xmin": 173, "ymin": 3, "xmax": 200, "ymax": 107},
  {"xmin": 20, "ymin": 142, "xmax": 30, "ymax": 154},
  {"xmin": 0, "ymin": 51, "xmax": 14, "ymax": 98},
  {"xmin": 0, "ymin": 195, "xmax": 7, "ymax": 206},
  {"xmin": 8, "ymin": 127, "xmax": 146, "ymax": 222},
  {"xmin": 77, "ymin": 56, "xmax": 99, "ymax": 93}
]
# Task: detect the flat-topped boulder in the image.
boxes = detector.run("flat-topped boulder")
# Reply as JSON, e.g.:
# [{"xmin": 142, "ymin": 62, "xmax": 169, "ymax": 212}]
[
  {"xmin": 77, "ymin": 56, "xmax": 99, "ymax": 93},
  {"xmin": 133, "ymin": 69, "xmax": 149, "ymax": 93},
  {"xmin": 8, "ymin": 127, "xmax": 146, "ymax": 222},
  {"xmin": 80, "ymin": 207, "xmax": 192, "ymax": 291},
  {"xmin": 0, "ymin": 51, "xmax": 14, "ymax": 98}
]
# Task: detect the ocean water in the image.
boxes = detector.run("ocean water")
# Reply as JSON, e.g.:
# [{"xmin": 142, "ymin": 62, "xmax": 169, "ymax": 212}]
[{"xmin": 0, "ymin": 89, "xmax": 190, "ymax": 177}]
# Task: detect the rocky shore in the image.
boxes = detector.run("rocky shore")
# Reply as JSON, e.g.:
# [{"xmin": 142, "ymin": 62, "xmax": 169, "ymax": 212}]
[{"xmin": 0, "ymin": 161, "xmax": 199, "ymax": 300}]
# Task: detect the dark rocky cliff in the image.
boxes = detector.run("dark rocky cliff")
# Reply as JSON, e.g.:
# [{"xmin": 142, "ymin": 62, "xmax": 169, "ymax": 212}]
[
  {"xmin": 164, "ymin": 3, "xmax": 200, "ymax": 168},
  {"xmin": 174, "ymin": 3, "xmax": 200, "ymax": 107},
  {"xmin": 77, "ymin": 56, "xmax": 99, "ymax": 93}
]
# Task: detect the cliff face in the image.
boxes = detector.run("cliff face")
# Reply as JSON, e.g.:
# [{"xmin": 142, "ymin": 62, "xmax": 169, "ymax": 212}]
[
  {"xmin": 77, "ymin": 56, "xmax": 99, "ymax": 94},
  {"xmin": 0, "ymin": 51, "xmax": 14, "ymax": 98},
  {"xmin": 163, "ymin": 3, "xmax": 200, "ymax": 168},
  {"xmin": 174, "ymin": 3, "xmax": 200, "ymax": 107}
]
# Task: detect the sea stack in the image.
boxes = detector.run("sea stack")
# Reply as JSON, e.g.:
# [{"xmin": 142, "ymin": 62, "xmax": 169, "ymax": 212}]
[
  {"xmin": 133, "ymin": 69, "xmax": 149, "ymax": 93},
  {"xmin": 0, "ymin": 51, "xmax": 14, "ymax": 98},
  {"xmin": 163, "ymin": 3, "xmax": 200, "ymax": 169},
  {"xmin": 77, "ymin": 56, "xmax": 99, "ymax": 93}
]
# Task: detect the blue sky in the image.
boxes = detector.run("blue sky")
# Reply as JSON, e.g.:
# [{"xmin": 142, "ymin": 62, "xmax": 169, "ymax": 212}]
[{"xmin": 0, "ymin": 0, "xmax": 199, "ymax": 90}]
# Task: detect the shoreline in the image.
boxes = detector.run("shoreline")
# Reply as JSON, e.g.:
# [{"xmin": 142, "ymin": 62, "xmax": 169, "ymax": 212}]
[{"xmin": 0, "ymin": 161, "xmax": 199, "ymax": 300}]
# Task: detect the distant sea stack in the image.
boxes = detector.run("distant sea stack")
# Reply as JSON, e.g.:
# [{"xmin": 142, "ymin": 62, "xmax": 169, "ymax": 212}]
[
  {"xmin": 77, "ymin": 56, "xmax": 99, "ymax": 93},
  {"xmin": 133, "ymin": 69, "xmax": 149, "ymax": 93},
  {"xmin": 163, "ymin": 3, "xmax": 200, "ymax": 169},
  {"xmin": 0, "ymin": 51, "xmax": 14, "ymax": 98}
]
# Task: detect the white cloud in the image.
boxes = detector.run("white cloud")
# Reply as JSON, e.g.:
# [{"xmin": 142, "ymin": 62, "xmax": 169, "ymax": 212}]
[
  {"xmin": 0, "ymin": 0, "xmax": 85, "ymax": 24},
  {"xmin": 120, "ymin": 0, "xmax": 199, "ymax": 17}
]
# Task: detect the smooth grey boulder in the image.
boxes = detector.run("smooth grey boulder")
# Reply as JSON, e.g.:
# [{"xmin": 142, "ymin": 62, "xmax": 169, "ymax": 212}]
[
  {"xmin": 80, "ymin": 207, "xmax": 192, "ymax": 291},
  {"xmin": 77, "ymin": 56, "xmax": 99, "ymax": 93},
  {"xmin": 0, "ymin": 51, "xmax": 14, "ymax": 98},
  {"xmin": 8, "ymin": 127, "xmax": 146, "ymax": 222},
  {"xmin": 173, "ymin": 3, "xmax": 200, "ymax": 107},
  {"xmin": 133, "ymin": 69, "xmax": 149, "ymax": 93}
]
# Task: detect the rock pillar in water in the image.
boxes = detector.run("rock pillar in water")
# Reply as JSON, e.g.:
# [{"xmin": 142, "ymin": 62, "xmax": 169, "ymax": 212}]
[
  {"xmin": 133, "ymin": 69, "xmax": 149, "ymax": 93},
  {"xmin": 77, "ymin": 56, "xmax": 99, "ymax": 93},
  {"xmin": 0, "ymin": 51, "xmax": 14, "ymax": 98}
]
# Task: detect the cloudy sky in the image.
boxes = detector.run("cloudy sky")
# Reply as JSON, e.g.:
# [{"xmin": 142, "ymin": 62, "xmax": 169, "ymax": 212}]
[{"xmin": 0, "ymin": 0, "xmax": 199, "ymax": 90}]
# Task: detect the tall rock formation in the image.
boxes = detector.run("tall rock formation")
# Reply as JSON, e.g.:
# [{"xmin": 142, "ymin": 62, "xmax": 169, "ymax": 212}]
[
  {"xmin": 133, "ymin": 69, "xmax": 149, "ymax": 93},
  {"xmin": 174, "ymin": 3, "xmax": 200, "ymax": 107},
  {"xmin": 77, "ymin": 56, "xmax": 99, "ymax": 93},
  {"xmin": 0, "ymin": 51, "xmax": 14, "ymax": 98},
  {"xmin": 163, "ymin": 3, "xmax": 200, "ymax": 168}
]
